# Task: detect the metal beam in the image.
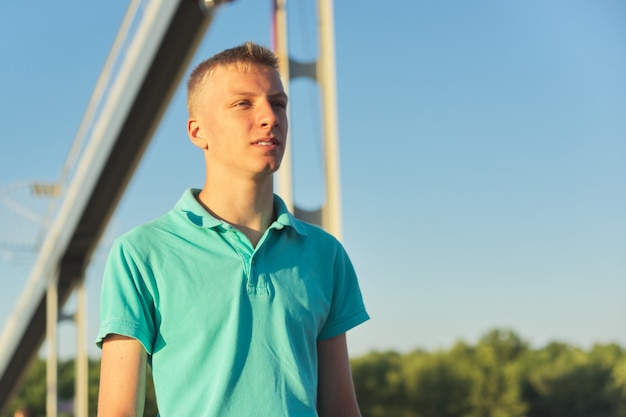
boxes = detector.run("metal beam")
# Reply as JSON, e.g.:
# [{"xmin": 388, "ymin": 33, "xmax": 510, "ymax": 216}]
[
  {"xmin": 273, "ymin": 0, "xmax": 343, "ymax": 238},
  {"xmin": 0, "ymin": 0, "xmax": 225, "ymax": 411}
]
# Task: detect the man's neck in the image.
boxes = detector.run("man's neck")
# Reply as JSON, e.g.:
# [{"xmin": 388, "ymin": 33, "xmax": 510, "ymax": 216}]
[{"xmin": 196, "ymin": 177, "xmax": 275, "ymax": 247}]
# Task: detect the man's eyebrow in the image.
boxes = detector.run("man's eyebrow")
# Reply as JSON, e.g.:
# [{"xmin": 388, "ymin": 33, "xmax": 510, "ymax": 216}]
[
  {"xmin": 269, "ymin": 91, "xmax": 288, "ymax": 101},
  {"xmin": 230, "ymin": 91, "xmax": 288, "ymax": 100}
]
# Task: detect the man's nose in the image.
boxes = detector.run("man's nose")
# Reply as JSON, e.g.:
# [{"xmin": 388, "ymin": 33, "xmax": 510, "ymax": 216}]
[{"xmin": 258, "ymin": 100, "xmax": 279, "ymax": 128}]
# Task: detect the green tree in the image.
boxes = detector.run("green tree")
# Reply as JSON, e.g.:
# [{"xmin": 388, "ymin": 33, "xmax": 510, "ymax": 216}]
[
  {"xmin": 1, "ymin": 358, "xmax": 158, "ymax": 417},
  {"xmin": 3, "ymin": 359, "xmax": 46, "ymax": 417},
  {"xmin": 610, "ymin": 355, "xmax": 626, "ymax": 417},
  {"xmin": 4, "ymin": 330, "xmax": 624, "ymax": 417},
  {"xmin": 403, "ymin": 348, "xmax": 473, "ymax": 417},
  {"xmin": 519, "ymin": 342, "xmax": 624, "ymax": 417},
  {"xmin": 352, "ymin": 351, "xmax": 407, "ymax": 417},
  {"xmin": 466, "ymin": 329, "xmax": 528, "ymax": 417},
  {"xmin": 478, "ymin": 329, "xmax": 528, "ymax": 363}
]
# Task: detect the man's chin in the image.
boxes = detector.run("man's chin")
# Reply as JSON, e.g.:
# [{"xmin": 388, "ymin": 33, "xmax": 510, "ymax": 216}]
[{"xmin": 250, "ymin": 163, "xmax": 281, "ymax": 181}]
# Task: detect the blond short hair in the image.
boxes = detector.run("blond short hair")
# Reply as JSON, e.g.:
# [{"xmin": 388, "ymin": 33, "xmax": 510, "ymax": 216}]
[{"xmin": 186, "ymin": 41, "xmax": 280, "ymax": 115}]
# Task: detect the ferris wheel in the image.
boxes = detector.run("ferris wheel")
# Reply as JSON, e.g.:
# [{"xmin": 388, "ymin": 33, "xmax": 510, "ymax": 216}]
[{"xmin": 0, "ymin": 180, "xmax": 60, "ymax": 264}]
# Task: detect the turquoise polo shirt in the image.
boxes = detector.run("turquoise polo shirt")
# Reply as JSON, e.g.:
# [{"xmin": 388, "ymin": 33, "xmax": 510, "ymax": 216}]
[{"xmin": 97, "ymin": 189, "xmax": 369, "ymax": 417}]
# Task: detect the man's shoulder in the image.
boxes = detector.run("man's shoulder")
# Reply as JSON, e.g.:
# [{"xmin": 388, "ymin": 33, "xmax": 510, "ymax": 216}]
[
  {"xmin": 295, "ymin": 218, "xmax": 337, "ymax": 241},
  {"xmin": 114, "ymin": 210, "xmax": 179, "ymax": 249},
  {"xmin": 286, "ymin": 217, "xmax": 347, "ymax": 257},
  {"xmin": 273, "ymin": 196, "xmax": 335, "ymax": 242},
  {"xmin": 115, "ymin": 189, "xmax": 200, "ymax": 245}
]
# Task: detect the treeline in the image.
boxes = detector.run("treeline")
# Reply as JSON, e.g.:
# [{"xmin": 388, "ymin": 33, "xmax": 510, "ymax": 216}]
[
  {"xmin": 2, "ymin": 360, "xmax": 158, "ymax": 417},
  {"xmin": 3, "ymin": 329, "xmax": 625, "ymax": 417},
  {"xmin": 352, "ymin": 329, "xmax": 626, "ymax": 417}
]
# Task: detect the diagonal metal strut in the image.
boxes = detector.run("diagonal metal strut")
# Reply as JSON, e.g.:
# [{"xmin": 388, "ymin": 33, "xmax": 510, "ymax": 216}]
[{"xmin": 0, "ymin": 0, "xmax": 227, "ymax": 412}]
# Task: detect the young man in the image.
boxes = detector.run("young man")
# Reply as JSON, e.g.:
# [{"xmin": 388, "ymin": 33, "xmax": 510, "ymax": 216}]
[{"xmin": 96, "ymin": 42, "xmax": 369, "ymax": 417}]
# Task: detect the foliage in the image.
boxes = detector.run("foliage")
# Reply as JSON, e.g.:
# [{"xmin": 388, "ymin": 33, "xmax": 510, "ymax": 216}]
[
  {"xmin": 2, "ymin": 359, "xmax": 157, "ymax": 417},
  {"xmin": 352, "ymin": 351, "xmax": 407, "ymax": 417},
  {"xmin": 518, "ymin": 342, "xmax": 625, "ymax": 417},
  {"xmin": 3, "ymin": 359, "xmax": 46, "ymax": 417},
  {"xmin": 351, "ymin": 329, "xmax": 626, "ymax": 417},
  {"xmin": 403, "ymin": 349, "xmax": 474, "ymax": 417},
  {"xmin": 2, "ymin": 328, "xmax": 624, "ymax": 417}
]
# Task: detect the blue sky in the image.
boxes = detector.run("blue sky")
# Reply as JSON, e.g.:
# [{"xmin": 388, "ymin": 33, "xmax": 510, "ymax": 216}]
[{"xmin": 0, "ymin": 1, "xmax": 624, "ymax": 358}]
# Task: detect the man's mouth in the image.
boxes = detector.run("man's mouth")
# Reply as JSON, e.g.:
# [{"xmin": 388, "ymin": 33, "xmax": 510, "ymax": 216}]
[{"xmin": 253, "ymin": 139, "xmax": 278, "ymax": 146}]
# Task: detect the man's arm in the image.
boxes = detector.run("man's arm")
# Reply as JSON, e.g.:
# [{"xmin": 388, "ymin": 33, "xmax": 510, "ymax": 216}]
[
  {"xmin": 317, "ymin": 333, "xmax": 362, "ymax": 417},
  {"xmin": 98, "ymin": 334, "xmax": 147, "ymax": 417}
]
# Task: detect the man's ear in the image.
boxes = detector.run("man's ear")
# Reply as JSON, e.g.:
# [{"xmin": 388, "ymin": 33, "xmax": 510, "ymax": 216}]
[{"xmin": 188, "ymin": 118, "xmax": 208, "ymax": 150}]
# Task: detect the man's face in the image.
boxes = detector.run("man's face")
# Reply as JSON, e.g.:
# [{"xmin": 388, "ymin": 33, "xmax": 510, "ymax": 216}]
[{"xmin": 189, "ymin": 63, "xmax": 288, "ymax": 180}]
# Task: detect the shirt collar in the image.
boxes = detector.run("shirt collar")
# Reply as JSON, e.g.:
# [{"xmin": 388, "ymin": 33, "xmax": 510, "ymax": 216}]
[
  {"xmin": 175, "ymin": 188, "xmax": 307, "ymax": 236},
  {"xmin": 272, "ymin": 194, "xmax": 307, "ymax": 236}
]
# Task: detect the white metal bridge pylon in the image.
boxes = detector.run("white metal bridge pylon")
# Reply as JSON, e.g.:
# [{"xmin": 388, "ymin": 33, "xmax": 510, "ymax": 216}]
[{"xmin": 273, "ymin": 0, "xmax": 343, "ymax": 239}]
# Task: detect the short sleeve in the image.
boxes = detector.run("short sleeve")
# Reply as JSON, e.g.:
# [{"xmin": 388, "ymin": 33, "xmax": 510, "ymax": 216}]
[
  {"xmin": 96, "ymin": 236, "xmax": 157, "ymax": 354},
  {"xmin": 317, "ymin": 243, "xmax": 369, "ymax": 340}
]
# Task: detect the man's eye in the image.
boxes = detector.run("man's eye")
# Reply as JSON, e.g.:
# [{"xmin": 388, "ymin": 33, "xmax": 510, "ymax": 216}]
[
  {"xmin": 235, "ymin": 101, "xmax": 250, "ymax": 107},
  {"xmin": 273, "ymin": 101, "xmax": 287, "ymax": 110}
]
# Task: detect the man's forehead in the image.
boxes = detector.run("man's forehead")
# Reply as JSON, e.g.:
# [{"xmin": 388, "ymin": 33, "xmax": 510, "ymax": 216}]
[
  {"xmin": 207, "ymin": 65, "xmax": 284, "ymax": 92},
  {"xmin": 209, "ymin": 62, "xmax": 280, "ymax": 80}
]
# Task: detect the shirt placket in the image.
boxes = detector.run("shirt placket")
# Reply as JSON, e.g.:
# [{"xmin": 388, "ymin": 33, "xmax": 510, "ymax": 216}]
[{"xmin": 220, "ymin": 224, "xmax": 267, "ymax": 296}]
